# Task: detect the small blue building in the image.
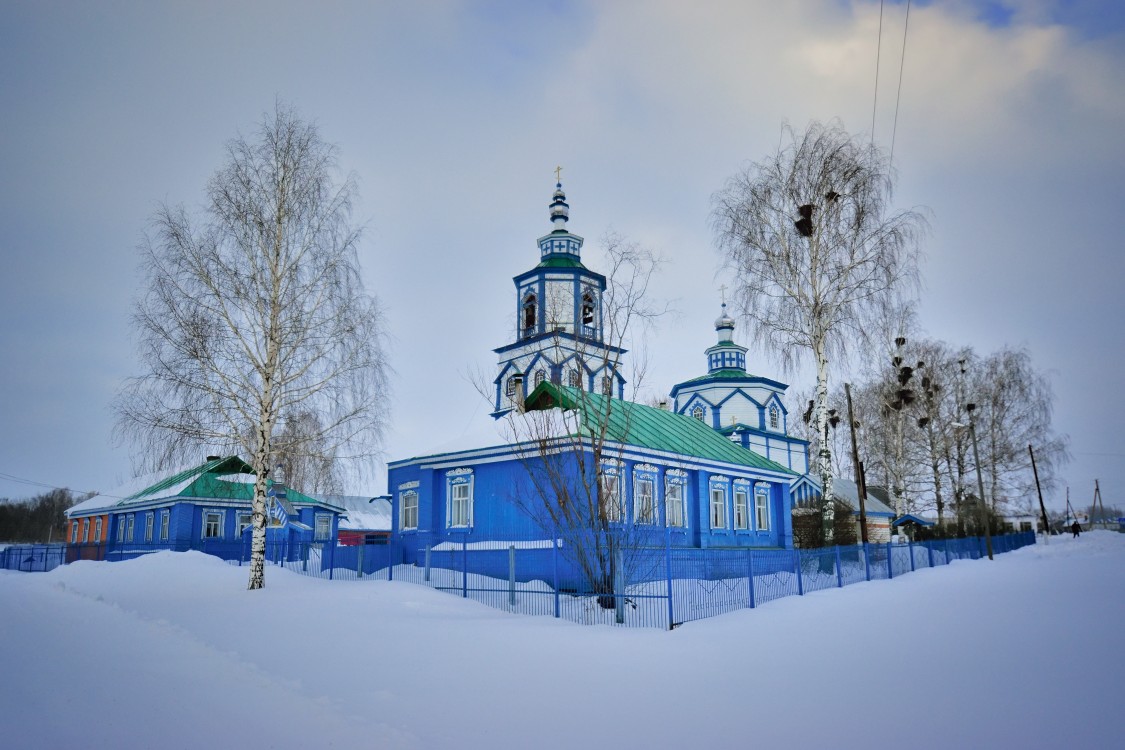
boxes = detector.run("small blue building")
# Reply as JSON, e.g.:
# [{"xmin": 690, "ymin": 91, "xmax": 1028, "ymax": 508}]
[{"xmin": 65, "ymin": 456, "xmax": 344, "ymax": 560}]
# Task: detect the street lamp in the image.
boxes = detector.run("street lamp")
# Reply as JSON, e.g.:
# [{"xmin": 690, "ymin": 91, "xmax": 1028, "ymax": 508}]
[{"xmin": 952, "ymin": 407, "xmax": 994, "ymax": 560}]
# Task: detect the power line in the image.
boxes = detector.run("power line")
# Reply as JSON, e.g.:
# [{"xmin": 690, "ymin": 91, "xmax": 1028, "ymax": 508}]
[
  {"xmin": 871, "ymin": 0, "xmax": 885, "ymax": 144},
  {"xmin": 0, "ymin": 470, "xmax": 105, "ymax": 499},
  {"xmin": 889, "ymin": 0, "xmax": 913, "ymax": 167}
]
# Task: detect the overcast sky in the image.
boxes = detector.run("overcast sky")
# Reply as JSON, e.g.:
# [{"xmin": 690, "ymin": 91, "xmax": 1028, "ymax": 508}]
[{"xmin": 2, "ymin": 0, "xmax": 1123, "ymax": 512}]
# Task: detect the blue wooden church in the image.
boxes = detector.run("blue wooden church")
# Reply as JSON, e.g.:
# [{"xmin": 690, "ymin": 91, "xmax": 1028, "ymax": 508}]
[{"xmin": 388, "ymin": 182, "xmax": 811, "ymax": 584}]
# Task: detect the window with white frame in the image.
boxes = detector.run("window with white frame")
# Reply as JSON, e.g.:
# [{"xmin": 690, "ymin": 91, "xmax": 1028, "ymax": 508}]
[
  {"xmin": 236, "ymin": 512, "xmax": 252, "ymax": 537},
  {"xmin": 769, "ymin": 403, "xmax": 780, "ymax": 430},
  {"xmin": 203, "ymin": 511, "xmax": 222, "ymax": 539},
  {"xmin": 126, "ymin": 514, "xmax": 135, "ymax": 542},
  {"xmin": 534, "ymin": 370, "xmax": 546, "ymax": 388},
  {"xmin": 634, "ymin": 476, "xmax": 656, "ymax": 524},
  {"xmin": 569, "ymin": 368, "xmax": 582, "ymax": 388},
  {"xmin": 755, "ymin": 485, "xmax": 771, "ymax": 530},
  {"xmin": 665, "ymin": 474, "xmax": 687, "ymax": 528},
  {"xmin": 71, "ymin": 521, "xmax": 79, "ymax": 543},
  {"xmin": 447, "ymin": 470, "xmax": 473, "ymax": 528},
  {"xmin": 94, "ymin": 517, "xmax": 102, "ymax": 542},
  {"xmin": 314, "ymin": 514, "xmax": 332, "ymax": 541},
  {"xmin": 601, "ymin": 376, "xmax": 613, "ymax": 396},
  {"xmin": 160, "ymin": 510, "xmax": 170, "ymax": 541},
  {"xmin": 81, "ymin": 518, "xmax": 90, "ymax": 543},
  {"xmin": 401, "ymin": 490, "xmax": 419, "ymax": 530},
  {"xmin": 734, "ymin": 487, "xmax": 749, "ymax": 530},
  {"xmin": 600, "ymin": 468, "xmax": 623, "ymax": 522},
  {"xmin": 709, "ymin": 485, "xmax": 727, "ymax": 529},
  {"xmin": 144, "ymin": 513, "xmax": 154, "ymax": 542},
  {"xmin": 116, "ymin": 516, "xmax": 125, "ymax": 543},
  {"xmin": 692, "ymin": 405, "xmax": 705, "ymax": 422}
]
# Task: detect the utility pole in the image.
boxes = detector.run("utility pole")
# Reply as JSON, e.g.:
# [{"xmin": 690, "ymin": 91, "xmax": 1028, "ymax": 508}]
[
  {"xmin": 966, "ymin": 403, "xmax": 994, "ymax": 560},
  {"xmin": 845, "ymin": 382, "xmax": 869, "ymax": 543},
  {"xmin": 1029, "ymin": 444, "xmax": 1049, "ymax": 543},
  {"xmin": 1093, "ymin": 479, "xmax": 1104, "ymax": 527}
]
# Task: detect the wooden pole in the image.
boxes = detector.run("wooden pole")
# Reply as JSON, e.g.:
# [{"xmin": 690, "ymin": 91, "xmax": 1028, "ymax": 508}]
[
  {"xmin": 845, "ymin": 383, "xmax": 869, "ymax": 544},
  {"xmin": 1029, "ymin": 445, "xmax": 1049, "ymax": 544}
]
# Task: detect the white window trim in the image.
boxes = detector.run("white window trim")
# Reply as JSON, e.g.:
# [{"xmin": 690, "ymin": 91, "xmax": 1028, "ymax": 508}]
[
  {"xmin": 734, "ymin": 488, "xmax": 749, "ymax": 530},
  {"xmin": 125, "ymin": 514, "xmax": 135, "ymax": 542},
  {"xmin": 202, "ymin": 510, "xmax": 224, "ymax": 540},
  {"xmin": 633, "ymin": 476, "xmax": 656, "ymax": 525},
  {"xmin": 401, "ymin": 490, "xmax": 419, "ymax": 531},
  {"xmin": 160, "ymin": 510, "xmax": 170, "ymax": 541},
  {"xmin": 665, "ymin": 476, "xmax": 686, "ymax": 528},
  {"xmin": 755, "ymin": 484, "xmax": 771, "ymax": 531},
  {"xmin": 314, "ymin": 513, "xmax": 332, "ymax": 541},
  {"xmin": 94, "ymin": 517, "xmax": 102, "ymax": 542},
  {"xmin": 116, "ymin": 516, "xmax": 126, "ymax": 543},
  {"xmin": 709, "ymin": 485, "xmax": 727, "ymax": 530},
  {"xmin": 236, "ymin": 511, "xmax": 252, "ymax": 537},
  {"xmin": 447, "ymin": 469, "xmax": 474, "ymax": 529},
  {"xmin": 81, "ymin": 518, "xmax": 90, "ymax": 543},
  {"xmin": 144, "ymin": 512, "xmax": 154, "ymax": 543}
]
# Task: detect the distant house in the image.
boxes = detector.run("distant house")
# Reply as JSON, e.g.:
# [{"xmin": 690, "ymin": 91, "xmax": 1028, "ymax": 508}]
[
  {"xmin": 327, "ymin": 495, "xmax": 392, "ymax": 546},
  {"xmin": 65, "ymin": 456, "xmax": 345, "ymax": 559},
  {"xmin": 790, "ymin": 475, "xmax": 896, "ymax": 543}
]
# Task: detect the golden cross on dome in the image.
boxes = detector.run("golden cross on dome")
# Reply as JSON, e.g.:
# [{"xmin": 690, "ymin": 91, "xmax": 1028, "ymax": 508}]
[
  {"xmin": 719, "ymin": 284, "xmax": 728, "ymax": 304},
  {"xmin": 554, "ymin": 165, "xmax": 563, "ymax": 182}
]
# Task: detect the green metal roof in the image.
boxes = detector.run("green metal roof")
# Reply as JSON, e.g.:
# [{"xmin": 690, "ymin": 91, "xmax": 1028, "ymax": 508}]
[
  {"xmin": 676, "ymin": 369, "xmax": 763, "ymax": 384},
  {"xmin": 524, "ymin": 383, "xmax": 797, "ymax": 475},
  {"xmin": 127, "ymin": 456, "xmax": 319, "ymax": 505},
  {"xmin": 536, "ymin": 256, "xmax": 586, "ymax": 269}
]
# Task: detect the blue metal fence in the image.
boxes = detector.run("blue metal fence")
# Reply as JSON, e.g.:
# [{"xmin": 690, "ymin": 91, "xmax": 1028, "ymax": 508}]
[{"xmin": 2, "ymin": 532, "xmax": 1037, "ymax": 629}]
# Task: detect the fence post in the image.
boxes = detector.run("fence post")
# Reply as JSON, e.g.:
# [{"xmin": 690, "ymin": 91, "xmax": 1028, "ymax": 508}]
[
  {"xmin": 508, "ymin": 544, "xmax": 516, "ymax": 608},
  {"xmin": 835, "ymin": 545, "xmax": 844, "ymax": 588},
  {"xmin": 746, "ymin": 548, "xmax": 756, "ymax": 609},
  {"xmin": 927, "ymin": 542, "xmax": 934, "ymax": 568},
  {"xmin": 795, "ymin": 549, "xmax": 804, "ymax": 595},
  {"xmin": 552, "ymin": 533, "xmax": 560, "ymax": 619},
  {"xmin": 424, "ymin": 544, "xmax": 432, "ymax": 582},
  {"xmin": 357, "ymin": 544, "xmax": 365, "ymax": 579},
  {"xmin": 328, "ymin": 541, "xmax": 335, "ymax": 580},
  {"xmin": 461, "ymin": 536, "xmax": 468, "ymax": 598},
  {"xmin": 887, "ymin": 542, "xmax": 893, "ymax": 579},
  {"xmin": 614, "ymin": 547, "xmax": 625, "ymax": 625},
  {"xmin": 665, "ymin": 522, "xmax": 675, "ymax": 630},
  {"xmin": 908, "ymin": 540, "xmax": 916, "ymax": 572}
]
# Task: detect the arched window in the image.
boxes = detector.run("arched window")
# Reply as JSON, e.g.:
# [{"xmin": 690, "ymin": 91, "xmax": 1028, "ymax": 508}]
[
  {"xmin": 769, "ymin": 404, "xmax": 780, "ymax": 429},
  {"xmin": 601, "ymin": 376, "xmax": 613, "ymax": 396},
  {"xmin": 534, "ymin": 370, "xmax": 546, "ymax": 387},
  {"xmin": 692, "ymin": 405, "xmax": 705, "ymax": 422},
  {"xmin": 568, "ymin": 368, "xmax": 582, "ymax": 388},
  {"xmin": 581, "ymin": 290, "xmax": 596, "ymax": 327},
  {"xmin": 522, "ymin": 293, "xmax": 537, "ymax": 336}
]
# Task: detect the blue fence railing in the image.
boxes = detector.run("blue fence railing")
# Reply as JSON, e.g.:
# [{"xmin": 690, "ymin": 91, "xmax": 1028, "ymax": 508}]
[{"xmin": 2, "ymin": 532, "xmax": 1037, "ymax": 629}]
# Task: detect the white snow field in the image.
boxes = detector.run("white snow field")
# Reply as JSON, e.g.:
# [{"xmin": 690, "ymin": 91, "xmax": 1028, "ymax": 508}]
[{"xmin": 2, "ymin": 532, "xmax": 1122, "ymax": 749}]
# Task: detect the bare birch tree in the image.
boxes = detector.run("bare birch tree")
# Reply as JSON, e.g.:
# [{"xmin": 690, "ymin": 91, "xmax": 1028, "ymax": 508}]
[
  {"xmin": 495, "ymin": 235, "xmax": 668, "ymax": 610},
  {"xmin": 712, "ymin": 121, "xmax": 925, "ymax": 541},
  {"xmin": 116, "ymin": 103, "xmax": 388, "ymax": 590}
]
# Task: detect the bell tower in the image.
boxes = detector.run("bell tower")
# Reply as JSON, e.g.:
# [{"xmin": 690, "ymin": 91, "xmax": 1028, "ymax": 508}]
[{"xmin": 492, "ymin": 179, "xmax": 627, "ymax": 417}]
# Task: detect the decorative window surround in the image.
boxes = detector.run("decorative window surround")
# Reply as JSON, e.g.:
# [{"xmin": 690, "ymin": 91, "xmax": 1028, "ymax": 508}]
[
  {"xmin": 160, "ymin": 510, "xmax": 170, "ymax": 541},
  {"xmin": 314, "ymin": 513, "xmax": 332, "ymax": 541},
  {"xmin": 144, "ymin": 513, "xmax": 154, "ymax": 542},
  {"xmin": 755, "ymin": 483, "xmax": 771, "ymax": 531},
  {"xmin": 401, "ymin": 490, "xmax": 419, "ymax": 531},
  {"xmin": 202, "ymin": 510, "xmax": 223, "ymax": 539},
  {"xmin": 447, "ymin": 469, "xmax": 474, "ymax": 528}
]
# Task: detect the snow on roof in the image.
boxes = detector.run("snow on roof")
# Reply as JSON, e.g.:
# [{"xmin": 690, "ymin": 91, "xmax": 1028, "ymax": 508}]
[{"xmin": 316, "ymin": 495, "xmax": 392, "ymax": 531}]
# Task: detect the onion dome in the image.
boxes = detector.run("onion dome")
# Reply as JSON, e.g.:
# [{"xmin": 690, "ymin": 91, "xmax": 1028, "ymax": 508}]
[{"xmin": 549, "ymin": 182, "xmax": 569, "ymax": 230}]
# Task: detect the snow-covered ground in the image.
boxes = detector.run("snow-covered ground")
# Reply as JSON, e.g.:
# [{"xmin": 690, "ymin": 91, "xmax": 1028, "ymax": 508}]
[{"xmin": 2, "ymin": 532, "xmax": 1123, "ymax": 749}]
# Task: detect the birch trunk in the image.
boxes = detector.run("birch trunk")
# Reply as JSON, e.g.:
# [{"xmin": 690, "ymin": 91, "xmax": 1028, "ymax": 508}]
[{"xmin": 814, "ymin": 333, "xmax": 834, "ymax": 541}]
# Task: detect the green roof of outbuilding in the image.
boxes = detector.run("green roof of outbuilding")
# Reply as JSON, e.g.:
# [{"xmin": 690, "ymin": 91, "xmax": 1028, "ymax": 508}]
[{"xmin": 524, "ymin": 383, "xmax": 797, "ymax": 475}]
